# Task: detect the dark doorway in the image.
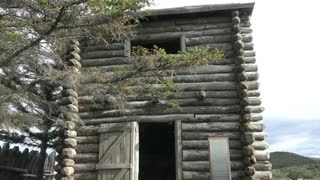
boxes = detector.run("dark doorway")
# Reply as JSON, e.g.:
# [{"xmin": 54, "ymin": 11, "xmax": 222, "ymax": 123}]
[
  {"xmin": 132, "ymin": 39, "xmax": 181, "ymax": 54},
  {"xmin": 139, "ymin": 123, "xmax": 175, "ymax": 180}
]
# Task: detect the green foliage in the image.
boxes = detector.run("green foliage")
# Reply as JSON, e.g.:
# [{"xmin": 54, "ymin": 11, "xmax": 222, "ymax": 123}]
[
  {"xmin": 271, "ymin": 152, "xmax": 320, "ymax": 180},
  {"xmin": 270, "ymin": 152, "xmax": 317, "ymax": 169}
]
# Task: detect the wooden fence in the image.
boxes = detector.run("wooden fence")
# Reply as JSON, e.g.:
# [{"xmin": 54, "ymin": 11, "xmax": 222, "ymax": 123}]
[{"xmin": 0, "ymin": 143, "xmax": 56, "ymax": 180}]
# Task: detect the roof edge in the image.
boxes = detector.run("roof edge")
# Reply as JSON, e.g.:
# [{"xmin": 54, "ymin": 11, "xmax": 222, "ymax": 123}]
[{"xmin": 138, "ymin": 2, "xmax": 255, "ymax": 17}]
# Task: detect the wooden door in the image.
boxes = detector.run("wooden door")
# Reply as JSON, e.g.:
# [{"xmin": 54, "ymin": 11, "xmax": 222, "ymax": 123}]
[{"xmin": 97, "ymin": 122, "xmax": 139, "ymax": 180}]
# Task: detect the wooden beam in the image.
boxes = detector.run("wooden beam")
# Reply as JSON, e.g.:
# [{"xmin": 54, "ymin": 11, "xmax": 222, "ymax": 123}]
[{"xmin": 175, "ymin": 120, "xmax": 182, "ymax": 180}]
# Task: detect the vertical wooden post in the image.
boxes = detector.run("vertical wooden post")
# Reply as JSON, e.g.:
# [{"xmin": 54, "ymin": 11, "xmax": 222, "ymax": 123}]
[
  {"xmin": 175, "ymin": 120, "xmax": 182, "ymax": 180},
  {"xmin": 124, "ymin": 40, "xmax": 131, "ymax": 57},
  {"xmin": 180, "ymin": 36, "xmax": 186, "ymax": 52}
]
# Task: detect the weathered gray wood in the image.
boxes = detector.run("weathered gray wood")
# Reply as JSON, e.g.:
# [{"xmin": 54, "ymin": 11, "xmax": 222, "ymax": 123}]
[
  {"xmin": 180, "ymin": 35, "xmax": 186, "ymax": 52},
  {"xmin": 242, "ymin": 114, "xmax": 263, "ymax": 122},
  {"xmin": 76, "ymin": 136, "xmax": 99, "ymax": 144},
  {"xmin": 134, "ymin": 31, "xmax": 203, "ymax": 41},
  {"xmin": 255, "ymin": 171, "xmax": 272, "ymax": 180},
  {"xmin": 74, "ymin": 153, "xmax": 98, "ymax": 163},
  {"xmin": 240, "ymin": 81, "xmax": 259, "ymax": 90},
  {"xmin": 186, "ymin": 35, "xmax": 232, "ymax": 46},
  {"xmin": 79, "ymin": 98, "xmax": 241, "ymax": 112},
  {"xmin": 244, "ymin": 42, "xmax": 254, "ymax": 50},
  {"xmin": 237, "ymin": 72, "xmax": 259, "ymax": 81},
  {"xmin": 137, "ymin": 23, "xmax": 232, "ymax": 35},
  {"xmin": 182, "ymin": 122, "xmax": 240, "ymax": 132},
  {"xmin": 74, "ymin": 172, "xmax": 97, "ymax": 180},
  {"xmin": 176, "ymin": 65, "xmax": 235, "ymax": 75},
  {"xmin": 240, "ymin": 122, "xmax": 265, "ymax": 132},
  {"xmin": 81, "ymin": 57, "xmax": 129, "ymax": 67},
  {"xmin": 242, "ymin": 106, "xmax": 265, "ymax": 113},
  {"xmin": 175, "ymin": 16, "xmax": 231, "ymax": 25},
  {"xmin": 81, "ymin": 43, "xmax": 124, "ymax": 52},
  {"xmin": 182, "ymin": 132, "xmax": 241, "ymax": 140},
  {"xmin": 77, "ymin": 126, "xmax": 99, "ymax": 136},
  {"xmin": 175, "ymin": 120, "xmax": 182, "ymax": 180},
  {"xmin": 182, "ymin": 140, "xmax": 241, "ymax": 149},
  {"xmin": 240, "ymin": 90, "xmax": 260, "ymax": 97},
  {"xmin": 182, "ymin": 170, "xmax": 244, "ymax": 180},
  {"xmin": 74, "ymin": 163, "xmax": 96, "ymax": 172},
  {"xmin": 244, "ymin": 57, "xmax": 256, "ymax": 64},
  {"xmin": 242, "ymin": 34, "xmax": 253, "ymax": 42},
  {"xmin": 76, "ymin": 144, "xmax": 98, "ymax": 153},
  {"xmin": 240, "ymin": 27, "xmax": 252, "ymax": 34},
  {"xmin": 187, "ymin": 43, "xmax": 233, "ymax": 51},
  {"xmin": 254, "ymin": 161, "xmax": 272, "ymax": 171},
  {"xmin": 240, "ymin": 97, "xmax": 262, "ymax": 106},
  {"xmin": 173, "ymin": 73, "xmax": 236, "ymax": 82},
  {"xmin": 82, "ymin": 50, "xmax": 124, "ymax": 59},
  {"xmin": 254, "ymin": 150, "xmax": 270, "ymax": 161},
  {"xmin": 79, "ymin": 105, "xmax": 241, "ymax": 119},
  {"xmin": 252, "ymin": 141, "xmax": 269, "ymax": 150},
  {"xmin": 244, "ymin": 50, "xmax": 255, "ymax": 57},
  {"xmin": 182, "ymin": 161, "xmax": 243, "ymax": 171},
  {"xmin": 182, "ymin": 150, "xmax": 242, "ymax": 161},
  {"xmin": 253, "ymin": 132, "xmax": 268, "ymax": 140},
  {"xmin": 124, "ymin": 40, "xmax": 131, "ymax": 57}
]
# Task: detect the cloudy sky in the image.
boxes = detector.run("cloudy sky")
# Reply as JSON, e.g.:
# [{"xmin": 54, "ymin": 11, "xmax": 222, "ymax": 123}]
[{"xmin": 150, "ymin": 0, "xmax": 320, "ymax": 157}]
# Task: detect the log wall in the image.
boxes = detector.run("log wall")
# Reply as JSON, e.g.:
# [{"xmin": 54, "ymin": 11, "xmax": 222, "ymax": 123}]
[{"xmin": 74, "ymin": 9, "xmax": 271, "ymax": 180}]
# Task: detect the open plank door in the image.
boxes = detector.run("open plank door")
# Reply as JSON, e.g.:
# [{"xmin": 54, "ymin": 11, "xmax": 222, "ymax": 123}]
[{"xmin": 97, "ymin": 122, "xmax": 139, "ymax": 180}]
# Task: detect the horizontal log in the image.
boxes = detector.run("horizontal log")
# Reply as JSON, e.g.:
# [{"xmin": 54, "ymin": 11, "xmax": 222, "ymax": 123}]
[
  {"xmin": 178, "ymin": 82, "xmax": 238, "ymax": 91},
  {"xmin": 134, "ymin": 31, "xmax": 203, "ymax": 41},
  {"xmin": 186, "ymin": 35, "xmax": 232, "ymax": 46},
  {"xmin": 175, "ymin": 16, "xmax": 231, "ymax": 26},
  {"xmin": 177, "ymin": 65, "xmax": 235, "ymax": 75},
  {"xmin": 237, "ymin": 72, "xmax": 259, "ymax": 81},
  {"xmin": 183, "ymin": 170, "xmax": 244, "ymax": 180},
  {"xmin": 81, "ymin": 43, "xmax": 124, "ymax": 52},
  {"xmin": 254, "ymin": 132, "xmax": 267, "ymax": 140},
  {"xmin": 244, "ymin": 57, "xmax": 256, "ymax": 64},
  {"xmin": 74, "ymin": 153, "xmax": 98, "ymax": 163},
  {"xmin": 242, "ymin": 114, "xmax": 263, "ymax": 122},
  {"xmin": 182, "ymin": 161, "xmax": 243, "ymax": 171},
  {"xmin": 242, "ymin": 34, "xmax": 253, "ymax": 42},
  {"xmin": 241, "ymin": 133, "xmax": 254, "ymax": 145},
  {"xmin": 81, "ymin": 50, "xmax": 124, "ymax": 59},
  {"xmin": 76, "ymin": 144, "xmax": 98, "ymax": 153},
  {"xmin": 81, "ymin": 114, "xmax": 193, "ymax": 124},
  {"xmin": 81, "ymin": 57, "xmax": 129, "ymax": 67},
  {"xmin": 240, "ymin": 27, "xmax": 252, "ymax": 34},
  {"xmin": 183, "ymin": 149, "xmax": 242, "ymax": 161},
  {"xmin": 77, "ymin": 126, "xmax": 99, "ymax": 136},
  {"xmin": 254, "ymin": 150, "xmax": 270, "ymax": 161},
  {"xmin": 241, "ymin": 21, "xmax": 251, "ymax": 27},
  {"xmin": 191, "ymin": 114, "xmax": 241, "ymax": 122},
  {"xmin": 242, "ymin": 106, "xmax": 265, "ymax": 113},
  {"xmin": 244, "ymin": 42, "xmax": 254, "ymax": 50},
  {"xmin": 182, "ymin": 132, "xmax": 241, "ymax": 140},
  {"xmin": 182, "ymin": 140, "xmax": 241, "ymax": 149},
  {"xmin": 74, "ymin": 173, "xmax": 97, "ymax": 180},
  {"xmin": 76, "ymin": 136, "xmax": 99, "ymax": 144},
  {"xmin": 240, "ymin": 97, "xmax": 262, "ymax": 106},
  {"xmin": 79, "ymin": 91, "xmax": 239, "ymax": 104},
  {"xmin": 239, "ymin": 81, "xmax": 259, "ymax": 90},
  {"xmin": 254, "ymin": 161, "xmax": 272, "ymax": 171},
  {"xmin": 182, "ymin": 122, "xmax": 240, "ymax": 132},
  {"xmin": 244, "ymin": 51, "xmax": 255, "ymax": 57},
  {"xmin": 255, "ymin": 171, "xmax": 272, "ymax": 180},
  {"xmin": 173, "ymin": 73, "xmax": 236, "ymax": 83},
  {"xmin": 240, "ymin": 122, "xmax": 265, "ymax": 132},
  {"xmin": 240, "ymin": 90, "xmax": 260, "ymax": 97},
  {"xmin": 252, "ymin": 141, "xmax": 269, "ymax": 150},
  {"xmin": 187, "ymin": 43, "xmax": 233, "ymax": 52},
  {"xmin": 238, "ymin": 64, "xmax": 258, "ymax": 72},
  {"xmin": 74, "ymin": 163, "xmax": 96, "ymax": 172},
  {"xmin": 79, "ymin": 98, "xmax": 241, "ymax": 112},
  {"xmin": 137, "ymin": 23, "xmax": 232, "ymax": 34},
  {"xmin": 79, "ymin": 105, "xmax": 241, "ymax": 119}
]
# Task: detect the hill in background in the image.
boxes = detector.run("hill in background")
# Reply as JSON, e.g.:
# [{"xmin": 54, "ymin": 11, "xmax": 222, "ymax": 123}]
[{"xmin": 271, "ymin": 152, "xmax": 320, "ymax": 180}]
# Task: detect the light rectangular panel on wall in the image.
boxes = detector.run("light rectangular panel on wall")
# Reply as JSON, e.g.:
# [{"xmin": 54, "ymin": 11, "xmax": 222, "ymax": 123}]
[{"xmin": 208, "ymin": 137, "xmax": 231, "ymax": 180}]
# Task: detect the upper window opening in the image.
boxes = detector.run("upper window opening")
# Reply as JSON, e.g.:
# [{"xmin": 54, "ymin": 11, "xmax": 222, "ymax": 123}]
[{"xmin": 131, "ymin": 38, "xmax": 181, "ymax": 54}]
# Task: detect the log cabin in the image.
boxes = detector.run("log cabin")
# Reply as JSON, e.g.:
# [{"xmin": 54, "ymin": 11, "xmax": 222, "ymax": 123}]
[{"xmin": 58, "ymin": 2, "xmax": 272, "ymax": 180}]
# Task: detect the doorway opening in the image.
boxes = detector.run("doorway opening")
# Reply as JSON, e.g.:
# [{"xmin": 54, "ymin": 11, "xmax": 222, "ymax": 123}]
[{"xmin": 139, "ymin": 123, "xmax": 175, "ymax": 180}]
